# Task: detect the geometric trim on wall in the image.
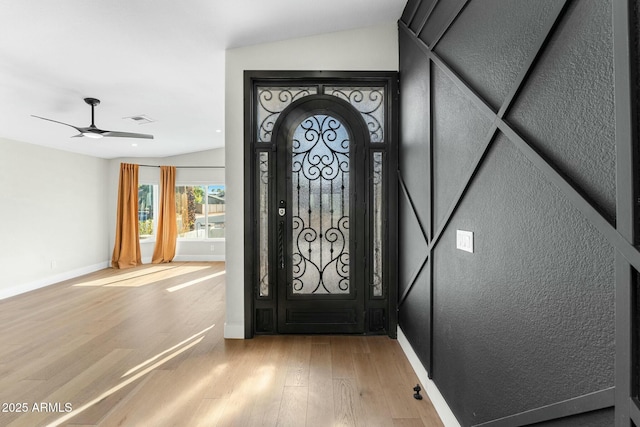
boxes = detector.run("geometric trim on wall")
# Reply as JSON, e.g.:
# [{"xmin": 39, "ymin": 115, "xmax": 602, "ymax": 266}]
[
  {"xmin": 399, "ymin": 0, "xmax": 639, "ymax": 424},
  {"xmin": 472, "ymin": 387, "xmax": 614, "ymax": 427},
  {"xmin": 397, "ymin": 173, "xmax": 429, "ymax": 307}
]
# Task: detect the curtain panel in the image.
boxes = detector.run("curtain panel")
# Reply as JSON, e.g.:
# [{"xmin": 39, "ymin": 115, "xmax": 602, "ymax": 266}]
[
  {"xmin": 111, "ymin": 163, "xmax": 142, "ymax": 269},
  {"xmin": 152, "ymin": 165, "xmax": 177, "ymax": 263}
]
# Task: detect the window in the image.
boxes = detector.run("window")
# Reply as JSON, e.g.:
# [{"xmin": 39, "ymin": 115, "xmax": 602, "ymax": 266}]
[
  {"xmin": 138, "ymin": 184, "xmax": 155, "ymax": 240},
  {"xmin": 175, "ymin": 184, "xmax": 225, "ymax": 239}
]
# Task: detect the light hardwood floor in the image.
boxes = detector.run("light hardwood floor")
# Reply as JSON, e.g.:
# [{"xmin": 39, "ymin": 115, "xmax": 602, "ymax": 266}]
[{"xmin": 0, "ymin": 262, "xmax": 443, "ymax": 427}]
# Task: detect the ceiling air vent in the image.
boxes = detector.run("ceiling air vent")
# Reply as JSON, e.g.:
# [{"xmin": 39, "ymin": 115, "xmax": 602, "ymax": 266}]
[{"xmin": 123, "ymin": 115, "xmax": 155, "ymax": 125}]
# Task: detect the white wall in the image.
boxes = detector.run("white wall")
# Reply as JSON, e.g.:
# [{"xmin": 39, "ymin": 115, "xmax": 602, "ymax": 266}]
[
  {"xmin": 224, "ymin": 23, "xmax": 399, "ymax": 338},
  {"xmin": 0, "ymin": 141, "xmax": 225, "ymax": 300},
  {"xmin": 0, "ymin": 137, "xmax": 110, "ymax": 299},
  {"xmin": 108, "ymin": 147, "xmax": 226, "ymax": 263}
]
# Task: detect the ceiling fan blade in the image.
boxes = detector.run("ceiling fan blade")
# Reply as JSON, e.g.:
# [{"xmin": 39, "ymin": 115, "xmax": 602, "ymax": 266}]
[
  {"xmin": 33, "ymin": 99, "xmax": 154, "ymax": 141},
  {"xmin": 102, "ymin": 130, "xmax": 154, "ymax": 139},
  {"xmin": 31, "ymin": 115, "xmax": 82, "ymax": 132}
]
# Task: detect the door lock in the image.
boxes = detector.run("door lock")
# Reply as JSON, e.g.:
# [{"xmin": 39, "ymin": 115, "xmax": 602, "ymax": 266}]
[{"xmin": 278, "ymin": 200, "xmax": 286, "ymax": 217}]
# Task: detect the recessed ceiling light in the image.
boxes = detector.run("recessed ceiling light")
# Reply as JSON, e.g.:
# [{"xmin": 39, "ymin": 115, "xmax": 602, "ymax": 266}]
[
  {"xmin": 215, "ymin": 129, "xmax": 222, "ymax": 133},
  {"xmin": 132, "ymin": 143, "xmax": 138, "ymax": 147}
]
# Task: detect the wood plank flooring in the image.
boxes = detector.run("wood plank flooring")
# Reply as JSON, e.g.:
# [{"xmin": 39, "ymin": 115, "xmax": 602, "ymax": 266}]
[{"xmin": 0, "ymin": 262, "xmax": 443, "ymax": 427}]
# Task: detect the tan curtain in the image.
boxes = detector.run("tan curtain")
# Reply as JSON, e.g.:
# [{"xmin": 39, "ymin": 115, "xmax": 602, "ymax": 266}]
[
  {"xmin": 152, "ymin": 166, "xmax": 177, "ymax": 263},
  {"xmin": 111, "ymin": 163, "xmax": 142, "ymax": 269}
]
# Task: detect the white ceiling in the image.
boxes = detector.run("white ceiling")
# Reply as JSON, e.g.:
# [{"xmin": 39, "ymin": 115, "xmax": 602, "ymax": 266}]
[{"xmin": 0, "ymin": 0, "xmax": 405, "ymax": 159}]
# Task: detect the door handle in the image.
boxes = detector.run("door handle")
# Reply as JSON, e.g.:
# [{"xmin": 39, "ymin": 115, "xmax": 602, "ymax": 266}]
[{"xmin": 278, "ymin": 220, "xmax": 285, "ymax": 270}]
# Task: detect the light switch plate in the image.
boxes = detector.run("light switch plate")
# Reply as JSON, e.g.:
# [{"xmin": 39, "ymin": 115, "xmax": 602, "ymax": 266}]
[{"xmin": 456, "ymin": 230, "xmax": 473, "ymax": 253}]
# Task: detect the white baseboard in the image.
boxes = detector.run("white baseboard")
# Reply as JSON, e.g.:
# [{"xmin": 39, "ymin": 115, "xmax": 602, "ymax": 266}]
[
  {"xmin": 173, "ymin": 255, "xmax": 225, "ymax": 262},
  {"xmin": 0, "ymin": 261, "xmax": 110, "ymax": 301},
  {"xmin": 141, "ymin": 255, "xmax": 225, "ymax": 264},
  {"xmin": 397, "ymin": 327, "xmax": 461, "ymax": 427},
  {"xmin": 224, "ymin": 321, "xmax": 245, "ymax": 339}
]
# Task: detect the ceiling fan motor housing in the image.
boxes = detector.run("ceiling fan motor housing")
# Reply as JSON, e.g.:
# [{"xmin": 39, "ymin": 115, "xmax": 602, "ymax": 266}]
[{"xmin": 84, "ymin": 97, "xmax": 100, "ymax": 106}]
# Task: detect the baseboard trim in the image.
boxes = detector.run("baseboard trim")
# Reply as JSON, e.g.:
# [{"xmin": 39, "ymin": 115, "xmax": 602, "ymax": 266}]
[
  {"xmin": 141, "ymin": 255, "xmax": 225, "ymax": 264},
  {"xmin": 173, "ymin": 255, "xmax": 225, "ymax": 262},
  {"xmin": 224, "ymin": 322, "xmax": 245, "ymax": 339},
  {"xmin": 397, "ymin": 327, "xmax": 461, "ymax": 427},
  {"xmin": 0, "ymin": 261, "xmax": 110, "ymax": 301}
]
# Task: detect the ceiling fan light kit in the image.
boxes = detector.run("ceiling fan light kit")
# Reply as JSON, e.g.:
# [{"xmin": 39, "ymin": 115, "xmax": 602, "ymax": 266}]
[
  {"xmin": 32, "ymin": 97, "xmax": 154, "ymax": 140},
  {"xmin": 82, "ymin": 131, "xmax": 103, "ymax": 139}
]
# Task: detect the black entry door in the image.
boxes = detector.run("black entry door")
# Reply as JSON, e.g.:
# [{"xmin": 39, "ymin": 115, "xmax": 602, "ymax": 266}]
[
  {"xmin": 274, "ymin": 96, "xmax": 367, "ymax": 333},
  {"xmin": 246, "ymin": 73, "xmax": 399, "ymax": 338}
]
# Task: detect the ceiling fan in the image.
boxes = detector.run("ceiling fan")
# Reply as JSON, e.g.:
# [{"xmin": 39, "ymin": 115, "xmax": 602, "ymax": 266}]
[{"xmin": 32, "ymin": 98, "xmax": 154, "ymax": 139}]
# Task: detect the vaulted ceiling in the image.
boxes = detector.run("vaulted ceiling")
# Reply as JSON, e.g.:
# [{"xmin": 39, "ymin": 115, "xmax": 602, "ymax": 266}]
[{"xmin": 0, "ymin": 0, "xmax": 405, "ymax": 159}]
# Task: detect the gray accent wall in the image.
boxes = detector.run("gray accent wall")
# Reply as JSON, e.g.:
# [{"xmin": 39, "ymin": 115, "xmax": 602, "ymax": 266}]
[{"xmin": 398, "ymin": 1, "xmax": 638, "ymax": 426}]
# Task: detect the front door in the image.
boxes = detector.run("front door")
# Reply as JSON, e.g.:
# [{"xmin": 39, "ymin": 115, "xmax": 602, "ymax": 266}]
[
  {"xmin": 245, "ymin": 72, "xmax": 398, "ymax": 337},
  {"xmin": 274, "ymin": 96, "xmax": 367, "ymax": 333}
]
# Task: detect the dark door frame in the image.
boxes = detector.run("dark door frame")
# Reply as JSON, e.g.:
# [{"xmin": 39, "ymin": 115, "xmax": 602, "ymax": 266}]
[{"xmin": 243, "ymin": 71, "xmax": 399, "ymax": 338}]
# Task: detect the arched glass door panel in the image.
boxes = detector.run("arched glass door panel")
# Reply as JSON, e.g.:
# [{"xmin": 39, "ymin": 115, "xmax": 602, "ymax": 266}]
[{"xmin": 291, "ymin": 114, "xmax": 350, "ymax": 295}]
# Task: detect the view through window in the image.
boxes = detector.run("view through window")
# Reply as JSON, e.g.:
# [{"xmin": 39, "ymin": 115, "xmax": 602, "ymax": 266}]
[
  {"xmin": 176, "ymin": 185, "xmax": 225, "ymax": 239},
  {"xmin": 138, "ymin": 183, "xmax": 225, "ymax": 240},
  {"xmin": 138, "ymin": 184, "xmax": 155, "ymax": 240}
]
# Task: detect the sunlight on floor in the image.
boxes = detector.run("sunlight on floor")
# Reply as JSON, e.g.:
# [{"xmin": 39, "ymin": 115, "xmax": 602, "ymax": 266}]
[
  {"xmin": 166, "ymin": 271, "xmax": 226, "ymax": 293},
  {"xmin": 122, "ymin": 324, "xmax": 215, "ymax": 378},
  {"xmin": 72, "ymin": 265, "xmax": 211, "ymax": 288},
  {"xmin": 183, "ymin": 363, "xmax": 276, "ymax": 426},
  {"xmin": 142, "ymin": 363, "xmax": 235, "ymax": 426},
  {"xmin": 105, "ymin": 265, "xmax": 212, "ymax": 288},
  {"xmin": 44, "ymin": 324, "xmax": 215, "ymax": 427},
  {"xmin": 250, "ymin": 365, "xmax": 276, "ymax": 393},
  {"xmin": 71, "ymin": 265, "xmax": 178, "ymax": 287},
  {"xmin": 45, "ymin": 337, "xmax": 204, "ymax": 427},
  {"xmin": 112, "ymin": 350, "xmax": 277, "ymax": 426}
]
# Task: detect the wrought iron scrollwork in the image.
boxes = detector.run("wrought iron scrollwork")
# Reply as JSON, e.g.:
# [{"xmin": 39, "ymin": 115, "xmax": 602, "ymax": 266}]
[
  {"xmin": 326, "ymin": 87, "xmax": 385, "ymax": 143},
  {"xmin": 256, "ymin": 85, "xmax": 385, "ymax": 144},
  {"xmin": 257, "ymin": 87, "xmax": 318, "ymax": 143},
  {"xmin": 259, "ymin": 152, "xmax": 270, "ymax": 184},
  {"xmin": 292, "ymin": 115, "xmax": 350, "ymax": 294}
]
